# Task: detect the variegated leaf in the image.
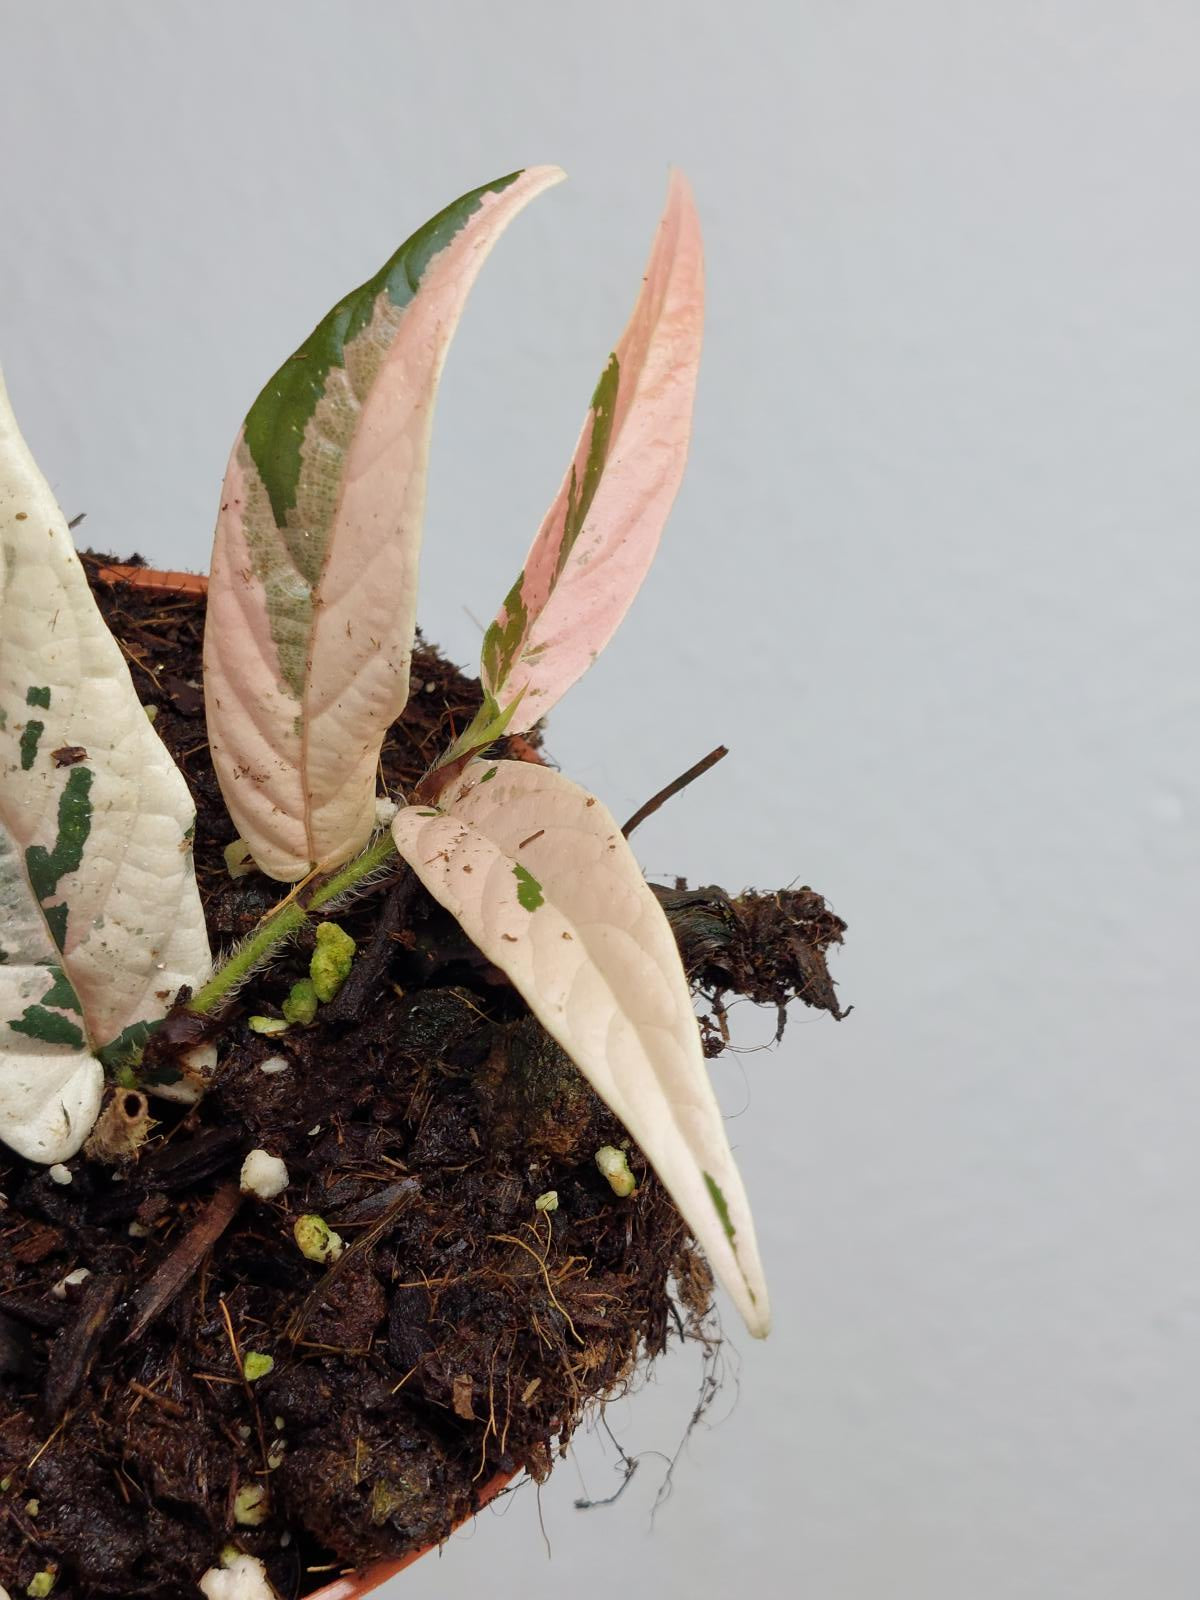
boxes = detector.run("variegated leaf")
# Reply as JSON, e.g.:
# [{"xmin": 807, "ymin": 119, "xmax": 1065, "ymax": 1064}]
[
  {"xmin": 0, "ymin": 789, "xmax": 99, "ymax": 1163},
  {"xmin": 392, "ymin": 759, "xmax": 769, "ymax": 1337},
  {"xmin": 205, "ymin": 166, "xmax": 565, "ymax": 881},
  {"xmin": 0, "ymin": 368, "xmax": 211, "ymax": 1160},
  {"xmin": 480, "ymin": 170, "xmax": 703, "ymax": 737}
]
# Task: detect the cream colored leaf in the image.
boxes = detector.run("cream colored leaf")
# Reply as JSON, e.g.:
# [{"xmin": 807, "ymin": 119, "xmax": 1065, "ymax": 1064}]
[
  {"xmin": 0, "ymin": 812, "xmax": 99, "ymax": 1162},
  {"xmin": 0, "ymin": 367, "xmax": 211, "ymax": 1158},
  {"xmin": 392, "ymin": 760, "xmax": 769, "ymax": 1336}
]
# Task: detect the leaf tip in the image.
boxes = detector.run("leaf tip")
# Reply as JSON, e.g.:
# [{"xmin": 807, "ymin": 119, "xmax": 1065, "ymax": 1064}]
[{"xmin": 704, "ymin": 1169, "xmax": 770, "ymax": 1338}]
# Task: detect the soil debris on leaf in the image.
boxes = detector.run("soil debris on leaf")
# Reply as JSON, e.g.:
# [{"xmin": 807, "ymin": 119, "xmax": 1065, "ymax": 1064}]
[{"xmin": 0, "ymin": 555, "xmax": 847, "ymax": 1598}]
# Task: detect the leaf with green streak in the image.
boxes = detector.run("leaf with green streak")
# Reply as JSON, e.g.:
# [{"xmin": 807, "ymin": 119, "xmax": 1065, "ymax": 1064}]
[
  {"xmin": 43, "ymin": 903, "xmax": 68, "ymax": 951},
  {"xmin": 0, "ymin": 812, "xmax": 99, "ymax": 1162},
  {"xmin": 480, "ymin": 578, "xmax": 528, "ymax": 695},
  {"xmin": 476, "ymin": 355, "xmax": 616, "ymax": 706},
  {"xmin": 0, "ymin": 365, "xmax": 211, "ymax": 1161},
  {"xmin": 11, "ymin": 1005, "xmax": 85, "ymax": 1049},
  {"xmin": 204, "ymin": 166, "xmax": 564, "ymax": 882},
  {"xmin": 478, "ymin": 172, "xmax": 705, "ymax": 741},
  {"xmin": 704, "ymin": 1171, "xmax": 740, "ymax": 1250},
  {"xmin": 392, "ymin": 759, "xmax": 770, "ymax": 1338},
  {"xmin": 24, "ymin": 765, "xmax": 93, "ymax": 917},
  {"xmin": 244, "ymin": 172, "xmax": 523, "ymax": 531},
  {"xmin": 553, "ymin": 354, "xmax": 620, "ymax": 580},
  {"xmin": 36, "ymin": 967, "xmax": 81, "ymax": 1015}
]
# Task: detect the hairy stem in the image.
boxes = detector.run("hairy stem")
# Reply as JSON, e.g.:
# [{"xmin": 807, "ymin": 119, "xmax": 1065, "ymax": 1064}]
[{"xmin": 187, "ymin": 832, "xmax": 399, "ymax": 1016}]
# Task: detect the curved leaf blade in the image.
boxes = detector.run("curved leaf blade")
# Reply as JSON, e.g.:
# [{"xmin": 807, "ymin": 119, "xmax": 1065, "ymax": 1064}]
[
  {"xmin": 392, "ymin": 759, "xmax": 769, "ymax": 1336},
  {"xmin": 481, "ymin": 170, "xmax": 704, "ymax": 734},
  {"xmin": 0, "ymin": 368, "xmax": 211, "ymax": 1157},
  {"xmin": 205, "ymin": 166, "xmax": 565, "ymax": 880}
]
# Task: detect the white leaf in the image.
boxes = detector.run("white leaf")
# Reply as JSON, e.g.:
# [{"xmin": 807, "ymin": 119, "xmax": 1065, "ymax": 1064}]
[
  {"xmin": 392, "ymin": 760, "xmax": 769, "ymax": 1336},
  {"xmin": 0, "ymin": 366, "xmax": 212, "ymax": 1159},
  {"xmin": 0, "ymin": 811, "xmax": 99, "ymax": 1163}
]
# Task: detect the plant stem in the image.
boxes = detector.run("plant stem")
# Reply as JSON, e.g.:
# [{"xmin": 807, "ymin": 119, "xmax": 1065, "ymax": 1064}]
[
  {"xmin": 187, "ymin": 832, "xmax": 399, "ymax": 1016},
  {"xmin": 306, "ymin": 830, "xmax": 398, "ymax": 912},
  {"xmin": 187, "ymin": 901, "xmax": 307, "ymax": 1016}
]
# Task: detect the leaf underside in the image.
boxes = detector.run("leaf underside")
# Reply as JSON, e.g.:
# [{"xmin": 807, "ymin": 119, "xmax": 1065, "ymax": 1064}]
[{"xmin": 392, "ymin": 759, "xmax": 769, "ymax": 1337}]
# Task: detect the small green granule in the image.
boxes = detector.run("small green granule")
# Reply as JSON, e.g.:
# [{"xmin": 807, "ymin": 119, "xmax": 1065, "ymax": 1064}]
[
  {"xmin": 248, "ymin": 1015, "xmax": 289, "ymax": 1036},
  {"xmin": 310, "ymin": 921, "xmax": 356, "ymax": 1002},
  {"xmin": 294, "ymin": 1213, "xmax": 344, "ymax": 1264},
  {"xmin": 223, "ymin": 837, "xmax": 256, "ymax": 879},
  {"xmin": 233, "ymin": 1484, "xmax": 269, "ymax": 1525},
  {"xmin": 595, "ymin": 1145, "xmax": 637, "ymax": 1198},
  {"xmin": 242, "ymin": 1350, "xmax": 275, "ymax": 1382},
  {"xmin": 282, "ymin": 978, "xmax": 318, "ymax": 1026}
]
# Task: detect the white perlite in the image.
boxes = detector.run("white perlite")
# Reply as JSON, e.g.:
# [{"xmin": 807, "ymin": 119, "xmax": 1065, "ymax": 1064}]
[
  {"xmin": 47, "ymin": 1163, "xmax": 72, "ymax": 1185},
  {"xmin": 239, "ymin": 1149, "xmax": 289, "ymax": 1201},
  {"xmin": 197, "ymin": 1552, "xmax": 276, "ymax": 1600},
  {"xmin": 51, "ymin": 1266, "xmax": 91, "ymax": 1300}
]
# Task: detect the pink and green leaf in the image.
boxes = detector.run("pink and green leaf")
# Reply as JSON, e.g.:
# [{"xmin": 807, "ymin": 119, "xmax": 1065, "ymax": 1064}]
[
  {"xmin": 204, "ymin": 167, "xmax": 564, "ymax": 881},
  {"xmin": 479, "ymin": 170, "xmax": 704, "ymax": 738}
]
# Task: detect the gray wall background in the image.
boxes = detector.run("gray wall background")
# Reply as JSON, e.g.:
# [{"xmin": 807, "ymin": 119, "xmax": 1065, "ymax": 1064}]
[{"xmin": 4, "ymin": 2, "xmax": 1198, "ymax": 1596}]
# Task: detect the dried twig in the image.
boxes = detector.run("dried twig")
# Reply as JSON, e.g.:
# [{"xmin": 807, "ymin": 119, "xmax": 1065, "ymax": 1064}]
[
  {"xmin": 123, "ymin": 1183, "xmax": 241, "ymax": 1346},
  {"xmin": 323, "ymin": 867, "xmax": 416, "ymax": 1020},
  {"xmin": 44, "ymin": 1274, "xmax": 125, "ymax": 1424},
  {"xmin": 622, "ymin": 745, "xmax": 728, "ymax": 837}
]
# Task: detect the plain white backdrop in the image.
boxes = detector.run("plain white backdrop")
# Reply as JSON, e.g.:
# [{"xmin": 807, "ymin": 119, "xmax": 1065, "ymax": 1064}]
[{"xmin": 3, "ymin": 3, "xmax": 1199, "ymax": 1596}]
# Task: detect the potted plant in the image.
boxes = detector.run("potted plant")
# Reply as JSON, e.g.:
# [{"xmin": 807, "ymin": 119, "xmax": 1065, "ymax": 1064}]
[{"xmin": 0, "ymin": 168, "xmax": 845, "ymax": 1599}]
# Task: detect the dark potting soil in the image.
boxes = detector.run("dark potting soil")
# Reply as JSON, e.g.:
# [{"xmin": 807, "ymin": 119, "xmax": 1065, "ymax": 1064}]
[{"xmin": 0, "ymin": 555, "xmax": 847, "ymax": 1599}]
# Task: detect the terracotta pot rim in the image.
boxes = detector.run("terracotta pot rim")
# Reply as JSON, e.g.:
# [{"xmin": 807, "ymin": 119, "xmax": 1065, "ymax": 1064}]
[
  {"xmin": 302, "ymin": 1468, "xmax": 516, "ymax": 1599},
  {"xmin": 95, "ymin": 561, "xmax": 209, "ymax": 595},
  {"xmin": 99, "ymin": 559, "xmax": 521, "ymax": 1596}
]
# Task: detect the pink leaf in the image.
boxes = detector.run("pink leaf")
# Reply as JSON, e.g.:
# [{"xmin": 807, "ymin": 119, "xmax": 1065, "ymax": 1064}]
[
  {"xmin": 481, "ymin": 170, "xmax": 704, "ymax": 735},
  {"xmin": 204, "ymin": 168, "xmax": 564, "ymax": 880}
]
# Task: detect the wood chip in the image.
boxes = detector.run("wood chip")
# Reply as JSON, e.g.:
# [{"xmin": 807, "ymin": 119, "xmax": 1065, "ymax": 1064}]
[
  {"xmin": 123, "ymin": 1182, "xmax": 241, "ymax": 1346},
  {"xmin": 451, "ymin": 1373, "xmax": 476, "ymax": 1420},
  {"xmin": 44, "ymin": 1274, "xmax": 124, "ymax": 1423}
]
